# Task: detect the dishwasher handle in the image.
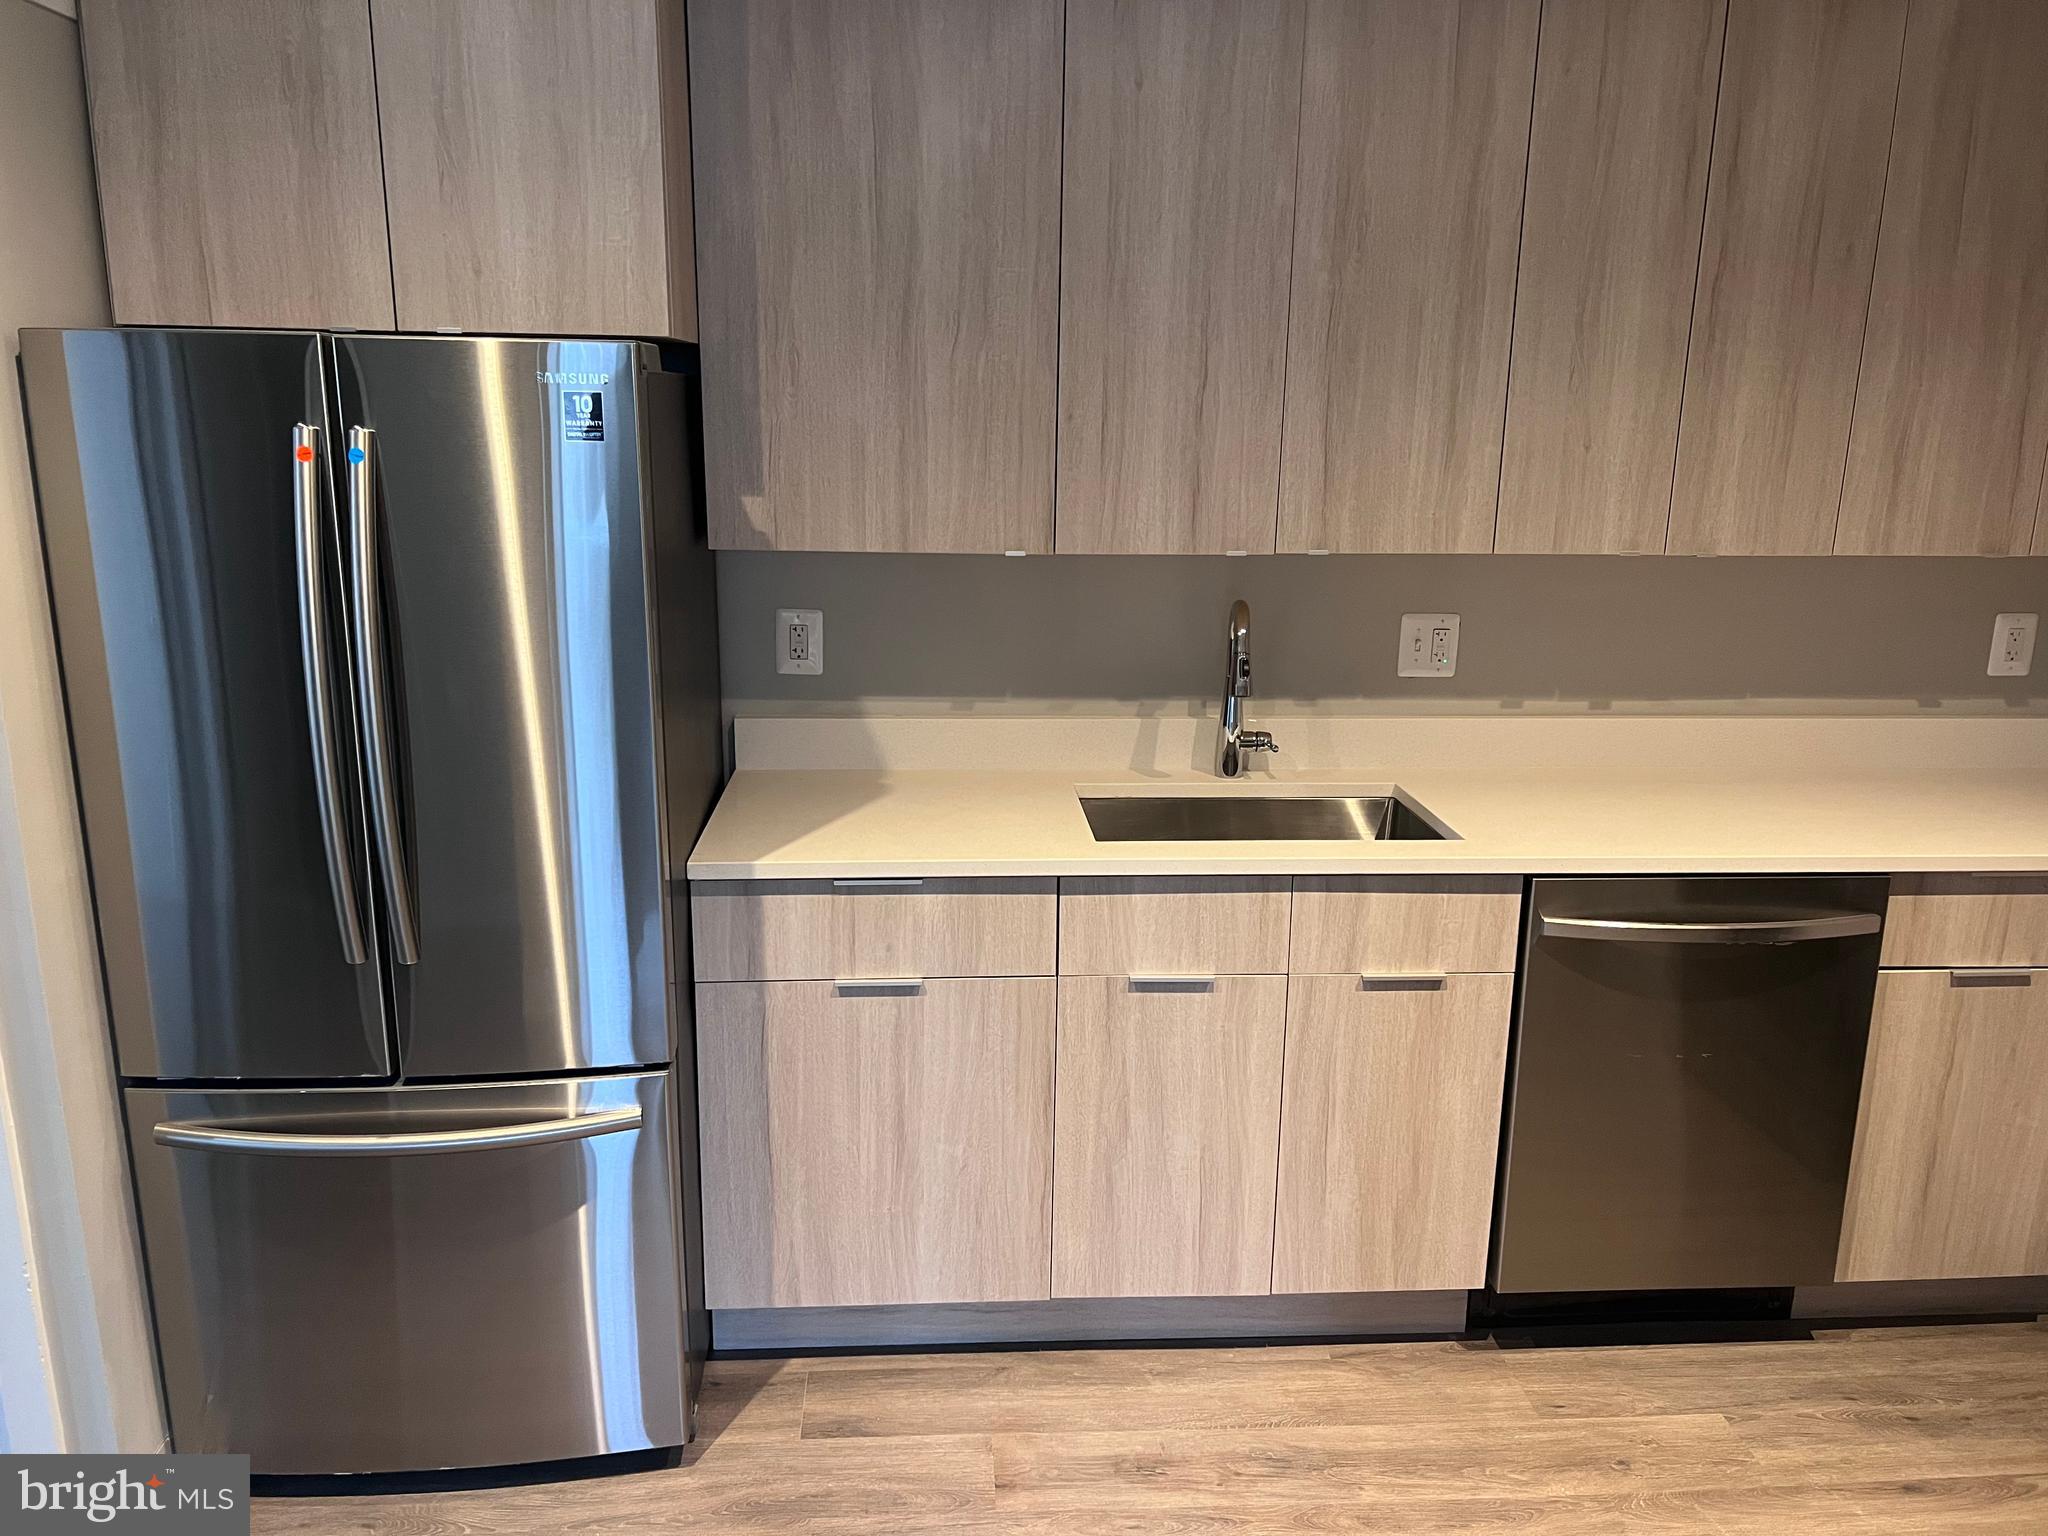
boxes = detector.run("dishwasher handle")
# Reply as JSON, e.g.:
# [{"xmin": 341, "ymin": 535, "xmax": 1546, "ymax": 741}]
[{"xmin": 1538, "ymin": 911, "xmax": 1883, "ymax": 946}]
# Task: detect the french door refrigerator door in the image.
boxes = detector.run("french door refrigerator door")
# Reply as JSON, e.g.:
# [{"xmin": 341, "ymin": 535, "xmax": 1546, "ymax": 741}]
[
  {"xmin": 21, "ymin": 328, "xmax": 390, "ymax": 1080},
  {"xmin": 333, "ymin": 337, "xmax": 668, "ymax": 1077},
  {"xmin": 126, "ymin": 1072, "xmax": 685, "ymax": 1473}
]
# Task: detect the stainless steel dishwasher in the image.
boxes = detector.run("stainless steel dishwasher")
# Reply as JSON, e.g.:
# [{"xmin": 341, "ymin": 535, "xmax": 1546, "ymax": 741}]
[{"xmin": 1493, "ymin": 876, "xmax": 1888, "ymax": 1294}]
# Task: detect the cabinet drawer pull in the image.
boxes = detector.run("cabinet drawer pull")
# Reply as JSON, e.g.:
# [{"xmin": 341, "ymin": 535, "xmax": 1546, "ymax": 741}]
[
  {"xmin": 831, "ymin": 878, "xmax": 924, "ymax": 888},
  {"xmin": 1360, "ymin": 973, "xmax": 1447, "ymax": 990},
  {"xmin": 1127, "ymin": 974, "xmax": 1217, "ymax": 991},
  {"xmin": 1949, "ymin": 969, "xmax": 2036, "ymax": 988},
  {"xmin": 833, "ymin": 977, "xmax": 925, "ymax": 994}
]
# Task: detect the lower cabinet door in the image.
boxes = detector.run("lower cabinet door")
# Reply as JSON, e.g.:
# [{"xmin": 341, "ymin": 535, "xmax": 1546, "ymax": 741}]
[
  {"xmin": 1273, "ymin": 973, "xmax": 1514, "ymax": 1293},
  {"xmin": 1053, "ymin": 974, "xmax": 1287, "ymax": 1298},
  {"xmin": 1838, "ymin": 969, "xmax": 2048, "ymax": 1282},
  {"xmin": 697, "ymin": 977, "xmax": 1056, "ymax": 1308},
  {"xmin": 125, "ymin": 1074, "xmax": 684, "ymax": 1474}
]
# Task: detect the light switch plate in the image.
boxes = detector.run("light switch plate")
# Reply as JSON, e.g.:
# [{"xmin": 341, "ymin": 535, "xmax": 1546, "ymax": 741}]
[
  {"xmin": 777, "ymin": 609, "xmax": 823, "ymax": 675},
  {"xmin": 1398, "ymin": 613, "xmax": 1459, "ymax": 677},
  {"xmin": 1989, "ymin": 612, "xmax": 2037, "ymax": 677}
]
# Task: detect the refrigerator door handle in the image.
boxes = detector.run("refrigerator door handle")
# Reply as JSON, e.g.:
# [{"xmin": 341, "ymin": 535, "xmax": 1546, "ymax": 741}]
[
  {"xmin": 294, "ymin": 423, "xmax": 368, "ymax": 965},
  {"xmin": 152, "ymin": 1105, "xmax": 642, "ymax": 1157},
  {"xmin": 346, "ymin": 425, "xmax": 420, "ymax": 965}
]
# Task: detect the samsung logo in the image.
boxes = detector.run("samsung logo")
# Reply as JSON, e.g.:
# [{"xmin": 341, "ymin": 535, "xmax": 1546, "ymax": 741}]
[{"xmin": 537, "ymin": 370, "xmax": 610, "ymax": 386}]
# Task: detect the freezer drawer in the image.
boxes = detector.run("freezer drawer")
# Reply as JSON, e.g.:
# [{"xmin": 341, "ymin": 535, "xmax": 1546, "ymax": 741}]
[{"xmin": 126, "ymin": 1073, "xmax": 684, "ymax": 1474}]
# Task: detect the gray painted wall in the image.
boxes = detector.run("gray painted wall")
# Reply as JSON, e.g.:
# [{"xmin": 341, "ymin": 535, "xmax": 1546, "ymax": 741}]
[{"xmin": 718, "ymin": 552, "xmax": 2048, "ymax": 716}]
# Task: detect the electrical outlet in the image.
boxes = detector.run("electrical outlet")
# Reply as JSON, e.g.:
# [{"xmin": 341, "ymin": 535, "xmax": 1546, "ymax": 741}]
[
  {"xmin": 1988, "ymin": 612, "xmax": 2037, "ymax": 677},
  {"xmin": 777, "ymin": 609, "xmax": 823, "ymax": 675},
  {"xmin": 1398, "ymin": 613, "xmax": 1459, "ymax": 677}
]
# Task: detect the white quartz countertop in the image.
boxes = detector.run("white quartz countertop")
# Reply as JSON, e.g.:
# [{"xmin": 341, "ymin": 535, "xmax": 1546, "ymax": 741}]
[{"xmin": 685, "ymin": 715, "xmax": 2048, "ymax": 880}]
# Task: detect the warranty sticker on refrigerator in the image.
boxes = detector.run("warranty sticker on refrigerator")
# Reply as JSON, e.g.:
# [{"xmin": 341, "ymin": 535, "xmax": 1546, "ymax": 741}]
[{"xmin": 561, "ymin": 390, "xmax": 604, "ymax": 442}]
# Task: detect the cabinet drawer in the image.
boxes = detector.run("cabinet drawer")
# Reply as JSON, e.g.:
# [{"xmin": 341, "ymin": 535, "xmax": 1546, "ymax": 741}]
[
  {"xmin": 1880, "ymin": 875, "xmax": 2048, "ymax": 968},
  {"xmin": 696, "ymin": 978, "xmax": 1056, "ymax": 1308},
  {"xmin": 1273, "ymin": 973, "xmax": 1514, "ymax": 1293},
  {"xmin": 1838, "ymin": 967, "xmax": 2048, "ymax": 1282},
  {"xmin": 1290, "ymin": 877, "xmax": 1521, "ymax": 974},
  {"xmin": 1052, "ymin": 974, "xmax": 1286, "ymax": 1298},
  {"xmin": 1057, "ymin": 877, "xmax": 1290, "ymax": 976},
  {"xmin": 691, "ymin": 878, "xmax": 1056, "ymax": 981}
]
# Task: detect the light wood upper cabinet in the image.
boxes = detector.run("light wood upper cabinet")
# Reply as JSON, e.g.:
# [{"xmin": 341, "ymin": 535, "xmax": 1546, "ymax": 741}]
[
  {"xmin": 1667, "ymin": 0, "xmax": 1905, "ymax": 556},
  {"xmin": 1277, "ymin": 0, "xmax": 1537, "ymax": 555},
  {"xmin": 1052, "ymin": 975, "xmax": 1286, "ymax": 1297},
  {"xmin": 1835, "ymin": 1, "xmax": 2048, "ymax": 556},
  {"xmin": 697, "ymin": 978, "xmax": 1056, "ymax": 1309},
  {"xmin": 79, "ymin": 0, "xmax": 394, "ymax": 329},
  {"xmin": 689, "ymin": 0, "xmax": 1062, "ymax": 552},
  {"xmin": 1274, "ymin": 973, "xmax": 1515, "ymax": 1293},
  {"xmin": 1838, "ymin": 969, "xmax": 2048, "ymax": 1282},
  {"xmin": 371, "ymin": 0, "xmax": 696, "ymax": 339},
  {"xmin": 1055, "ymin": 1, "xmax": 1305, "ymax": 555},
  {"xmin": 81, "ymin": 1, "xmax": 2048, "ymax": 559},
  {"xmin": 82, "ymin": 0, "xmax": 691, "ymax": 338},
  {"xmin": 1494, "ymin": 0, "xmax": 1725, "ymax": 554}
]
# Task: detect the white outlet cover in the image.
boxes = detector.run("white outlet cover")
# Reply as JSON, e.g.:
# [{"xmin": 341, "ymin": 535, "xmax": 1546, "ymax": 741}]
[
  {"xmin": 777, "ymin": 609, "xmax": 823, "ymax": 675},
  {"xmin": 1398, "ymin": 613, "xmax": 1460, "ymax": 677},
  {"xmin": 1988, "ymin": 612, "xmax": 2037, "ymax": 677}
]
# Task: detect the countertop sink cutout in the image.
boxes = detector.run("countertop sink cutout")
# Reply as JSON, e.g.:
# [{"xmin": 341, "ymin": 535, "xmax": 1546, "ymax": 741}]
[{"xmin": 1078, "ymin": 788, "xmax": 1454, "ymax": 843}]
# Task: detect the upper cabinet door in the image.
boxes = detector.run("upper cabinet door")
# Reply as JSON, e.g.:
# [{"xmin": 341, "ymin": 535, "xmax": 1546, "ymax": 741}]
[
  {"xmin": 371, "ymin": 0, "xmax": 694, "ymax": 340},
  {"xmin": 1835, "ymin": 1, "xmax": 2048, "ymax": 556},
  {"xmin": 1494, "ymin": 0, "xmax": 1724, "ymax": 554},
  {"xmin": 689, "ymin": 0, "xmax": 1062, "ymax": 553},
  {"xmin": 1278, "ymin": 0, "xmax": 1538, "ymax": 556},
  {"xmin": 1056, "ymin": 1, "xmax": 1306, "ymax": 555},
  {"xmin": 1667, "ymin": 0, "xmax": 1904, "ymax": 556},
  {"xmin": 79, "ymin": 0, "xmax": 394, "ymax": 329}
]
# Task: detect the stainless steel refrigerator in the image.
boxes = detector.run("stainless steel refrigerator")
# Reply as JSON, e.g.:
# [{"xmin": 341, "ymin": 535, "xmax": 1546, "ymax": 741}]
[{"xmin": 20, "ymin": 329, "xmax": 721, "ymax": 1476}]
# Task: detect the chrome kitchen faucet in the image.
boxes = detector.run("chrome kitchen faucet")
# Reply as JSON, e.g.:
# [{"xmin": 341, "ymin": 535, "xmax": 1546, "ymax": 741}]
[{"xmin": 1219, "ymin": 599, "xmax": 1279, "ymax": 777}]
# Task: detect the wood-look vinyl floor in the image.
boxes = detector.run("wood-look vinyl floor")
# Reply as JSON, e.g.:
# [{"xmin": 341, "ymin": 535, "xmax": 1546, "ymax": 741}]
[{"xmin": 254, "ymin": 1321, "xmax": 2048, "ymax": 1534}]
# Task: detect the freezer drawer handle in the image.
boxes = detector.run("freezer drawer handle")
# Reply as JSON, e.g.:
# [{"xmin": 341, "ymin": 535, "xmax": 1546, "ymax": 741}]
[
  {"xmin": 346, "ymin": 425, "xmax": 421, "ymax": 965},
  {"xmin": 152, "ymin": 1106, "xmax": 642, "ymax": 1157},
  {"xmin": 1538, "ymin": 912, "xmax": 1882, "ymax": 945},
  {"xmin": 293, "ymin": 422, "xmax": 368, "ymax": 965}
]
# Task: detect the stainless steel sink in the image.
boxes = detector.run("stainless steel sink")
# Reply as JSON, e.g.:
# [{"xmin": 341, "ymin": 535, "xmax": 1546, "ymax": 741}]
[{"xmin": 1078, "ymin": 793, "xmax": 1452, "ymax": 842}]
